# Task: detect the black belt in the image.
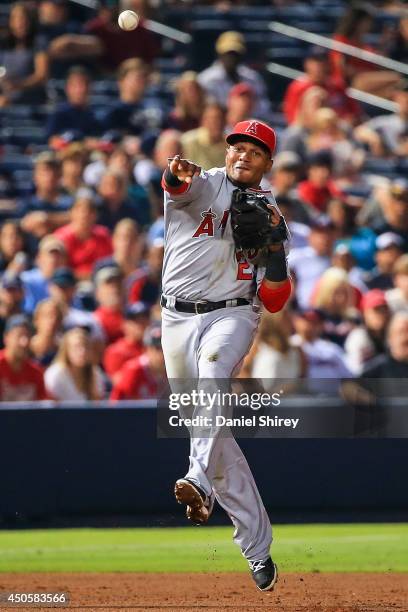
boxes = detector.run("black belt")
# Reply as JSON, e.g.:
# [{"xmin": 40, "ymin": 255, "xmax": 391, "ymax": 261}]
[{"xmin": 160, "ymin": 295, "xmax": 251, "ymax": 314}]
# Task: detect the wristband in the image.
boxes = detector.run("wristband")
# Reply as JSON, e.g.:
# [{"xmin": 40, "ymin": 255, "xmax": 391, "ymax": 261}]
[
  {"xmin": 264, "ymin": 245, "xmax": 288, "ymax": 282},
  {"xmin": 164, "ymin": 167, "xmax": 183, "ymax": 187}
]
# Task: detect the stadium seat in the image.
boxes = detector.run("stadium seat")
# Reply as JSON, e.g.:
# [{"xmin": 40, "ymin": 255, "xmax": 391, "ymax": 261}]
[
  {"xmin": 0, "ymin": 126, "xmax": 48, "ymax": 147},
  {"xmin": 0, "ymin": 157, "xmax": 33, "ymax": 173},
  {"xmin": 267, "ymin": 47, "xmax": 307, "ymax": 70}
]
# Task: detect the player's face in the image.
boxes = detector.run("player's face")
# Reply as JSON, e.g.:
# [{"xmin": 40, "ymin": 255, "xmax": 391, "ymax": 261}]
[{"xmin": 226, "ymin": 141, "xmax": 272, "ymax": 188}]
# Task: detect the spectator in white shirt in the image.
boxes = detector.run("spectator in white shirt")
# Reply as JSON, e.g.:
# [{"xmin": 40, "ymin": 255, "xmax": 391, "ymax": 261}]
[
  {"xmin": 198, "ymin": 31, "xmax": 271, "ymax": 120},
  {"xmin": 242, "ymin": 310, "xmax": 305, "ymax": 386},
  {"xmin": 45, "ymin": 327, "xmax": 105, "ymax": 401}
]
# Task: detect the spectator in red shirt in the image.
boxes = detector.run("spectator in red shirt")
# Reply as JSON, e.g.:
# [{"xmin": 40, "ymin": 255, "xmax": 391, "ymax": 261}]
[
  {"xmin": 283, "ymin": 46, "xmax": 360, "ymax": 126},
  {"xmin": 110, "ymin": 322, "xmax": 166, "ymax": 401},
  {"xmin": 93, "ymin": 265, "xmax": 125, "ymax": 344},
  {"xmin": 54, "ymin": 193, "xmax": 113, "ymax": 279},
  {"xmin": 103, "ymin": 301, "xmax": 151, "ymax": 384},
  {"xmin": 298, "ymin": 150, "xmax": 344, "ymax": 213},
  {"xmin": 0, "ymin": 315, "xmax": 47, "ymax": 401},
  {"xmin": 330, "ymin": 4, "xmax": 400, "ymax": 97}
]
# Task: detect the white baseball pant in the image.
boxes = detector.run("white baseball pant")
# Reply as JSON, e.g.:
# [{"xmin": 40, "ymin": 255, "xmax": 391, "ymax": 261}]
[{"xmin": 161, "ymin": 303, "xmax": 272, "ymax": 562}]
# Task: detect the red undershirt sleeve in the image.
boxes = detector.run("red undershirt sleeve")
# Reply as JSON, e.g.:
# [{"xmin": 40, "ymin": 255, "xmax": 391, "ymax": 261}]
[
  {"xmin": 161, "ymin": 173, "xmax": 191, "ymax": 195},
  {"xmin": 258, "ymin": 278, "xmax": 292, "ymax": 313}
]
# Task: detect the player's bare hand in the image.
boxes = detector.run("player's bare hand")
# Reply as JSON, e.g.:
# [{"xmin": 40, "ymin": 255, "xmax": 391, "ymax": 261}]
[{"xmin": 169, "ymin": 155, "xmax": 201, "ymax": 184}]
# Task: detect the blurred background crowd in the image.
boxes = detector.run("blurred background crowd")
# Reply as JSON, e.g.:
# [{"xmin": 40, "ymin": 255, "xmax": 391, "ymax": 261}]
[{"xmin": 0, "ymin": 0, "xmax": 407, "ymax": 403}]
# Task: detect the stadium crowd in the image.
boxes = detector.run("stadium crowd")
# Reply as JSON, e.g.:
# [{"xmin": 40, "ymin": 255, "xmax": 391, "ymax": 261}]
[{"xmin": 0, "ymin": 0, "xmax": 407, "ymax": 402}]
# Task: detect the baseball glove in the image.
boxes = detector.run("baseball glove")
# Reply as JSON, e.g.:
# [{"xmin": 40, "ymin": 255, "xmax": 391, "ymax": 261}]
[{"xmin": 230, "ymin": 189, "xmax": 289, "ymax": 250}]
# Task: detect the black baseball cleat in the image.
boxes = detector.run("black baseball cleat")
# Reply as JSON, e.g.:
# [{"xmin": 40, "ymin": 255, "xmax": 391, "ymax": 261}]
[
  {"xmin": 174, "ymin": 478, "xmax": 212, "ymax": 525},
  {"xmin": 249, "ymin": 557, "xmax": 278, "ymax": 592}
]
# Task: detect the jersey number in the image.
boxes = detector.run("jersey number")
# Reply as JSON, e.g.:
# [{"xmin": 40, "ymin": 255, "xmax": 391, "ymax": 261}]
[{"xmin": 236, "ymin": 251, "xmax": 253, "ymax": 281}]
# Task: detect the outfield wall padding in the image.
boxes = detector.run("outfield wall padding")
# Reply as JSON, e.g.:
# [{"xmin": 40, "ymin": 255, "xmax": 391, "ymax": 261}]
[{"xmin": 0, "ymin": 407, "xmax": 407, "ymax": 523}]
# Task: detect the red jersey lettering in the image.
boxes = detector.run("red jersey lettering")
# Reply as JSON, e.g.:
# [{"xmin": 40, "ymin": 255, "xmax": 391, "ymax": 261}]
[
  {"xmin": 218, "ymin": 210, "xmax": 230, "ymax": 230},
  {"xmin": 192, "ymin": 208, "xmax": 217, "ymax": 238}
]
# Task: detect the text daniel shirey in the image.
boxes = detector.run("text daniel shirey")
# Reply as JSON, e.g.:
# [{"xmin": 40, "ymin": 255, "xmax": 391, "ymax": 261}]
[{"xmin": 169, "ymin": 415, "xmax": 300, "ymax": 429}]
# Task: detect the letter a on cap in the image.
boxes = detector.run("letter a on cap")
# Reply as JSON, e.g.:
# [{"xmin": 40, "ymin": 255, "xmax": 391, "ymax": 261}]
[{"xmin": 245, "ymin": 121, "xmax": 259, "ymax": 136}]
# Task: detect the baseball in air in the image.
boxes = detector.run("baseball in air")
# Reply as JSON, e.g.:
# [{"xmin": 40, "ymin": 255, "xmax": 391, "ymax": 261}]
[{"xmin": 118, "ymin": 10, "xmax": 139, "ymax": 31}]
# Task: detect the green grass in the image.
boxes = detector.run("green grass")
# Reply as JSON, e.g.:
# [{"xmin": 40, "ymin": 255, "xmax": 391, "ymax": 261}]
[{"xmin": 0, "ymin": 524, "xmax": 407, "ymax": 573}]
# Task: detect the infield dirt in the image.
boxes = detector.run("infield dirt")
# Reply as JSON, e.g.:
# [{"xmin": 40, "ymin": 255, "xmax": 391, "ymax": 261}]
[{"xmin": 0, "ymin": 572, "xmax": 407, "ymax": 611}]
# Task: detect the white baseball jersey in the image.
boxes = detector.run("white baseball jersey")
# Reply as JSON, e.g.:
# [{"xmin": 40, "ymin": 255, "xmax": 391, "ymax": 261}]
[{"xmin": 162, "ymin": 167, "xmax": 276, "ymax": 303}]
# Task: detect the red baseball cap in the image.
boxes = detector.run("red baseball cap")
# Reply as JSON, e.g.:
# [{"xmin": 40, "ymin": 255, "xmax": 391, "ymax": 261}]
[
  {"xmin": 226, "ymin": 119, "xmax": 277, "ymax": 157},
  {"xmin": 361, "ymin": 289, "xmax": 387, "ymax": 311}
]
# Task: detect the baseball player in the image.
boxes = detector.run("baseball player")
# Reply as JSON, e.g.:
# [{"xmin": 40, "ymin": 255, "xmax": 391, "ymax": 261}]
[{"xmin": 161, "ymin": 120, "xmax": 291, "ymax": 591}]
